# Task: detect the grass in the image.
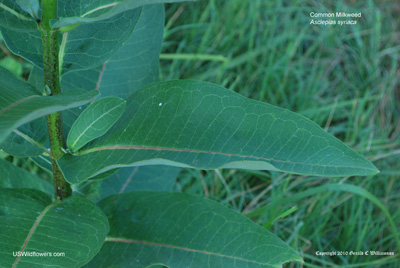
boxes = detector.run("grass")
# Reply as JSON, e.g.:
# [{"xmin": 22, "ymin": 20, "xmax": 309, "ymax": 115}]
[
  {"xmin": 161, "ymin": 0, "xmax": 400, "ymax": 267},
  {"xmin": 1, "ymin": 0, "xmax": 398, "ymax": 267}
]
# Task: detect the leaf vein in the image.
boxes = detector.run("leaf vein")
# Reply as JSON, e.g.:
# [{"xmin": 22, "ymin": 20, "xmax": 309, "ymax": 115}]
[{"xmin": 105, "ymin": 237, "xmax": 279, "ymax": 266}]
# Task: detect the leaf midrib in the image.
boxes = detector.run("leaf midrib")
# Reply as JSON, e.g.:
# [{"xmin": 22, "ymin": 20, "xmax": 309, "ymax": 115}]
[
  {"xmin": 0, "ymin": 95, "xmax": 40, "ymax": 116},
  {"xmin": 78, "ymin": 145, "xmax": 376, "ymax": 172},
  {"xmin": 70, "ymin": 101, "xmax": 126, "ymax": 150},
  {"xmin": 105, "ymin": 237, "xmax": 280, "ymax": 267},
  {"xmin": 0, "ymin": 3, "xmax": 31, "ymax": 21},
  {"xmin": 82, "ymin": 3, "xmax": 119, "ymax": 17},
  {"xmin": 13, "ymin": 201, "xmax": 59, "ymax": 268}
]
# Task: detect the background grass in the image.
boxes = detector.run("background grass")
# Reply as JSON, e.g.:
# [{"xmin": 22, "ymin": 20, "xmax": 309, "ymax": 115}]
[
  {"xmin": 160, "ymin": 0, "xmax": 400, "ymax": 267},
  {"xmin": 1, "ymin": 0, "xmax": 399, "ymax": 267}
]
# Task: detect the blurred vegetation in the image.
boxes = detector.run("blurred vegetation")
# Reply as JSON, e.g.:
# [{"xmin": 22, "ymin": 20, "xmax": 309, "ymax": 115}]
[{"xmin": 1, "ymin": 0, "xmax": 398, "ymax": 267}]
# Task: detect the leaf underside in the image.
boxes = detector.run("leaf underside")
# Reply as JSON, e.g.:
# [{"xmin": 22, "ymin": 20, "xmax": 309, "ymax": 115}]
[
  {"xmin": 5, "ymin": 4, "xmax": 166, "ymax": 159},
  {"xmin": 100, "ymin": 165, "xmax": 181, "ymax": 199},
  {"xmin": 53, "ymin": 0, "xmax": 194, "ymax": 28},
  {"xmin": 67, "ymin": 97, "xmax": 126, "ymax": 152},
  {"xmin": 0, "ymin": 159, "xmax": 54, "ymax": 197},
  {"xmin": 1, "ymin": 8, "xmax": 141, "ymax": 74},
  {"xmin": 0, "ymin": 66, "xmax": 99, "ymax": 144},
  {"xmin": 0, "ymin": 188, "xmax": 109, "ymax": 268},
  {"xmin": 58, "ymin": 80, "xmax": 378, "ymax": 184},
  {"xmin": 85, "ymin": 192, "xmax": 302, "ymax": 268}
]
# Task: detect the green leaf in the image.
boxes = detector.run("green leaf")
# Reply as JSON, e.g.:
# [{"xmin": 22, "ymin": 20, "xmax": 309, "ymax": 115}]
[
  {"xmin": 58, "ymin": 80, "xmax": 379, "ymax": 184},
  {"xmin": 53, "ymin": 0, "xmax": 194, "ymax": 28},
  {"xmin": 0, "ymin": 71, "xmax": 50, "ymax": 158},
  {"xmin": 0, "ymin": 66, "xmax": 99, "ymax": 144},
  {"xmin": 85, "ymin": 192, "xmax": 302, "ymax": 267},
  {"xmin": 0, "ymin": 188, "xmax": 109, "ymax": 268},
  {"xmin": 1, "ymin": 8, "xmax": 141, "ymax": 74},
  {"xmin": 1, "ymin": 132, "xmax": 43, "ymax": 157},
  {"xmin": 60, "ymin": 8, "xmax": 141, "ymax": 74},
  {"xmin": 0, "ymin": 159, "xmax": 53, "ymax": 197},
  {"xmin": 0, "ymin": 27, "xmax": 42, "ymax": 69},
  {"xmin": 14, "ymin": 3, "xmax": 165, "ymax": 161},
  {"xmin": 100, "ymin": 165, "xmax": 181, "ymax": 199},
  {"xmin": 72, "ymin": 180, "xmax": 103, "ymax": 203},
  {"xmin": 72, "ymin": 165, "xmax": 180, "ymax": 204},
  {"xmin": 21, "ymin": 4, "xmax": 165, "ymax": 151},
  {"xmin": 89, "ymin": 168, "xmax": 121, "ymax": 181},
  {"xmin": 61, "ymin": 4, "xmax": 165, "ymax": 99},
  {"xmin": 0, "ymin": 118, "xmax": 48, "ymax": 157},
  {"xmin": 67, "ymin": 97, "xmax": 126, "ymax": 152},
  {"xmin": 0, "ymin": 0, "xmax": 37, "ymax": 31},
  {"xmin": 16, "ymin": 0, "xmax": 39, "ymax": 19},
  {"xmin": 31, "ymin": 155, "xmax": 53, "ymax": 173}
]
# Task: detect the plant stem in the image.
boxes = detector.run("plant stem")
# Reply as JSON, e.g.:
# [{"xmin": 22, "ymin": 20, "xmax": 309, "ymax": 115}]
[{"xmin": 40, "ymin": 0, "xmax": 71, "ymax": 200}]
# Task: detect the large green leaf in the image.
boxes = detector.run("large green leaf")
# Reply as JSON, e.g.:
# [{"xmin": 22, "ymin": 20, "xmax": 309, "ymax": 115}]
[
  {"xmin": 4, "ymin": 2, "xmax": 165, "ymax": 166},
  {"xmin": 53, "ymin": 0, "xmax": 194, "ymax": 28},
  {"xmin": 85, "ymin": 192, "xmax": 302, "ymax": 267},
  {"xmin": 1, "ymin": 8, "xmax": 141, "ymax": 74},
  {"xmin": 1, "ymin": 2, "xmax": 164, "ymax": 76},
  {"xmin": 0, "ymin": 188, "xmax": 109, "ymax": 268},
  {"xmin": 58, "ymin": 80, "xmax": 379, "ymax": 183},
  {"xmin": 67, "ymin": 97, "xmax": 126, "ymax": 152},
  {"xmin": 100, "ymin": 165, "xmax": 181, "ymax": 199},
  {"xmin": 59, "ymin": 8, "xmax": 141, "ymax": 74},
  {"xmin": 20, "ymin": 4, "xmax": 165, "ymax": 150},
  {"xmin": 0, "ymin": 159, "xmax": 53, "ymax": 197},
  {"xmin": 61, "ymin": 3, "xmax": 165, "ymax": 99},
  {"xmin": 0, "ymin": 66, "xmax": 99, "ymax": 144}
]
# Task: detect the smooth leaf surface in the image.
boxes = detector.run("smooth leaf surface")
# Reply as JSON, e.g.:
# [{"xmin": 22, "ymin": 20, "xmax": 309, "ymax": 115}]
[
  {"xmin": 72, "ymin": 180, "xmax": 103, "ymax": 202},
  {"xmin": 100, "ymin": 165, "xmax": 181, "ymax": 199},
  {"xmin": 72, "ymin": 165, "xmax": 180, "ymax": 202},
  {"xmin": 0, "ymin": 159, "xmax": 53, "ymax": 197},
  {"xmin": 0, "ymin": 67, "xmax": 99, "ymax": 144},
  {"xmin": 0, "ymin": 0, "xmax": 37, "ymax": 31},
  {"xmin": 67, "ymin": 97, "xmax": 126, "ymax": 152},
  {"xmin": 0, "ymin": 118, "xmax": 47, "ymax": 157},
  {"xmin": 1, "ymin": 8, "xmax": 141, "ymax": 74},
  {"xmin": 53, "ymin": 0, "xmax": 193, "ymax": 28},
  {"xmin": 0, "ymin": 188, "xmax": 109, "ymax": 268},
  {"xmin": 0, "ymin": 27, "xmax": 42, "ymax": 68},
  {"xmin": 85, "ymin": 192, "xmax": 302, "ymax": 268},
  {"xmin": 60, "ymin": 8, "xmax": 141, "ymax": 74},
  {"xmin": 17, "ymin": 4, "xmax": 165, "ymax": 159},
  {"xmin": 61, "ymin": 3, "xmax": 165, "ymax": 99},
  {"xmin": 1, "ymin": 132, "xmax": 43, "ymax": 157},
  {"xmin": 31, "ymin": 155, "xmax": 53, "ymax": 173},
  {"xmin": 16, "ymin": 0, "xmax": 39, "ymax": 19},
  {"xmin": 58, "ymin": 80, "xmax": 378, "ymax": 183},
  {"xmin": 89, "ymin": 168, "xmax": 121, "ymax": 181}
]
